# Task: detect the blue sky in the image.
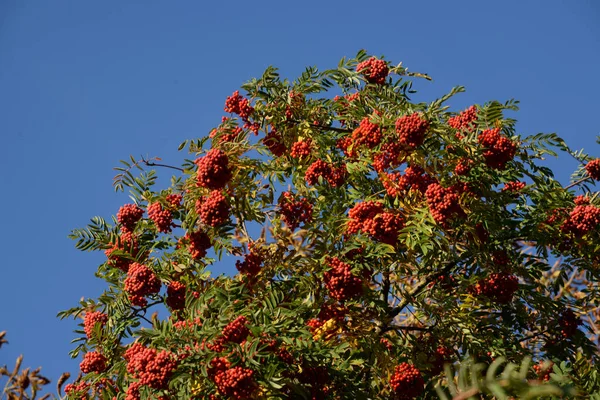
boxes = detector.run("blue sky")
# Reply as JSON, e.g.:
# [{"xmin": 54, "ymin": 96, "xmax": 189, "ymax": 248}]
[{"xmin": 1, "ymin": 0, "xmax": 599, "ymax": 390}]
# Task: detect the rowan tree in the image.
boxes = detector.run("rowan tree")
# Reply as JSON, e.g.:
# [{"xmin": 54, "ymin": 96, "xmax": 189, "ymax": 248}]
[{"xmin": 59, "ymin": 51, "xmax": 600, "ymax": 399}]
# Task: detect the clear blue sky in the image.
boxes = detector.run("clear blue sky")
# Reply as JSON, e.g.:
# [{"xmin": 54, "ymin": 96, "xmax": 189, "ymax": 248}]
[{"xmin": 1, "ymin": 0, "xmax": 599, "ymax": 389}]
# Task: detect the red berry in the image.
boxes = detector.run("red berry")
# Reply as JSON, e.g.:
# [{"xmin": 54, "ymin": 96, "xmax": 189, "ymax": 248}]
[
  {"xmin": 356, "ymin": 57, "xmax": 389, "ymax": 85},
  {"xmin": 585, "ymin": 159, "xmax": 600, "ymax": 180},
  {"xmin": 196, "ymin": 190, "xmax": 230, "ymax": 227},
  {"xmin": 503, "ymin": 181, "xmax": 526, "ymax": 193},
  {"xmin": 395, "ymin": 113, "xmax": 429, "ymax": 149},
  {"xmin": 83, "ymin": 311, "xmax": 108, "ymax": 339},
  {"xmin": 185, "ymin": 230, "xmax": 212, "ymax": 259},
  {"xmin": 390, "ymin": 363, "xmax": 424, "ymax": 399},
  {"xmin": 195, "ymin": 149, "xmax": 233, "ymax": 190},
  {"xmin": 448, "ymin": 105, "xmax": 478, "ymax": 138},
  {"xmin": 117, "ymin": 204, "xmax": 144, "ymax": 232},
  {"xmin": 221, "ymin": 316, "xmax": 250, "ymax": 344},
  {"xmin": 425, "ymin": 183, "xmax": 465, "ymax": 227},
  {"xmin": 124, "ymin": 344, "xmax": 177, "ymax": 390},
  {"xmin": 323, "ymin": 257, "xmax": 363, "ymax": 301},
  {"xmin": 290, "ymin": 138, "xmax": 313, "ymax": 159},
  {"xmin": 124, "ymin": 263, "xmax": 161, "ymax": 307},
  {"xmin": 147, "ymin": 202, "xmax": 173, "ymax": 233},
  {"xmin": 80, "ymin": 351, "xmax": 107, "ymax": 374},
  {"xmin": 278, "ymin": 192, "xmax": 313, "ymax": 230},
  {"xmin": 558, "ymin": 309, "xmax": 581, "ymax": 338},
  {"xmin": 351, "ymin": 117, "xmax": 382, "ymax": 149},
  {"xmin": 478, "ymin": 128, "xmax": 517, "ymax": 170},
  {"xmin": 263, "ymin": 128, "xmax": 286, "ymax": 157},
  {"xmin": 224, "ymin": 91, "xmax": 254, "ymax": 121},
  {"xmin": 470, "ymin": 273, "xmax": 519, "ymax": 304}
]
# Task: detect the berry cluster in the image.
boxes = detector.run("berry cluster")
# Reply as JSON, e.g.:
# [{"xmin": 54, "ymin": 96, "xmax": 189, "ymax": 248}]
[
  {"xmin": 195, "ymin": 149, "xmax": 233, "ymax": 190},
  {"xmin": 585, "ymin": 159, "xmax": 600, "ymax": 180},
  {"xmin": 323, "ymin": 257, "xmax": 363, "ymax": 301},
  {"xmin": 373, "ymin": 142, "xmax": 404, "ymax": 172},
  {"xmin": 211, "ymin": 125, "xmax": 243, "ymax": 143},
  {"xmin": 221, "ymin": 316, "xmax": 250, "ymax": 344},
  {"xmin": 429, "ymin": 345, "xmax": 453, "ymax": 375},
  {"xmin": 278, "ymin": 192, "xmax": 313, "ymax": 231},
  {"xmin": 448, "ymin": 105, "xmax": 478, "ymax": 137},
  {"xmin": 383, "ymin": 165, "xmax": 434, "ymax": 197},
  {"xmin": 235, "ymin": 251, "xmax": 264, "ymax": 278},
  {"xmin": 333, "ymin": 92, "xmax": 360, "ymax": 126},
  {"xmin": 454, "ymin": 158, "xmax": 473, "ymax": 176},
  {"xmin": 561, "ymin": 205, "xmax": 600, "ymax": 237},
  {"xmin": 558, "ymin": 309, "xmax": 581, "ymax": 338},
  {"xmin": 117, "ymin": 204, "xmax": 144, "ymax": 232},
  {"xmin": 147, "ymin": 202, "xmax": 173, "ymax": 233},
  {"xmin": 166, "ymin": 281, "xmax": 186, "ymax": 311},
  {"xmin": 263, "ymin": 128, "xmax": 286, "ymax": 157},
  {"xmin": 64, "ymin": 381, "xmax": 90, "ymax": 398},
  {"xmin": 356, "ymin": 57, "xmax": 389, "ymax": 84},
  {"xmin": 347, "ymin": 201, "xmax": 405, "ymax": 245},
  {"xmin": 80, "ymin": 351, "xmax": 107, "ymax": 374},
  {"xmin": 425, "ymin": 183, "xmax": 465, "ymax": 226},
  {"xmin": 574, "ymin": 195, "xmax": 590, "ymax": 206},
  {"xmin": 471, "ymin": 273, "xmax": 519, "ymax": 304},
  {"xmin": 477, "ymin": 128, "xmax": 517, "ymax": 170},
  {"xmin": 351, "ymin": 117, "xmax": 382, "ymax": 149},
  {"xmin": 196, "ymin": 190, "xmax": 231, "ymax": 227},
  {"xmin": 166, "ymin": 193, "xmax": 183, "ymax": 208},
  {"xmin": 389, "ymin": 363, "xmax": 424, "ymax": 399},
  {"xmin": 290, "ymin": 138, "xmax": 313, "ymax": 159},
  {"xmin": 213, "ymin": 366, "xmax": 257, "ymax": 400},
  {"xmin": 305, "ymin": 159, "xmax": 347, "ymax": 187},
  {"xmin": 124, "ymin": 343, "xmax": 177, "ymax": 390},
  {"xmin": 184, "ymin": 229, "xmax": 212, "ymax": 259},
  {"xmin": 104, "ymin": 231, "xmax": 139, "ymax": 272},
  {"xmin": 224, "ymin": 91, "xmax": 254, "ymax": 121},
  {"xmin": 83, "ymin": 311, "xmax": 108, "ymax": 338},
  {"xmin": 533, "ymin": 361, "xmax": 553, "ymax": 381},
  {"xmin": 503, "ymin": 181, "xmax": 526, "ymax": 193},
  {"xmin": 124, "ymin": 263, "xmax": 161, "ymax": 307},
  {"xmin": 395, "ymin": 113, "xmax": 429, "ymax": 148}
]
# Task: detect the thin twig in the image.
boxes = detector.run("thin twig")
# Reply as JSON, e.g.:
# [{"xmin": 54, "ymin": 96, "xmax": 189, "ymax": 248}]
[
  {"xmin": 141, "ymin": 157, "xmax": 184, "ymax": 172},
  {"xmin": 565, "ymin": 176, "xmax": 590, "ymax": 190}
]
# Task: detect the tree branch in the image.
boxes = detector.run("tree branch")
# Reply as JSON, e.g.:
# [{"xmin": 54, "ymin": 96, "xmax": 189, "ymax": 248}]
[
  {"xmin": 565, "ymin": 176, "xmax": 590, "ymax": 190},
  {"xmin": 141, "ymin": 157, "xmax": 184, "ymax": 172}
]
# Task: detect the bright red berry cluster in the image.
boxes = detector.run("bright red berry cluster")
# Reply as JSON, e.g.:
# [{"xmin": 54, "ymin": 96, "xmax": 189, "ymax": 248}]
[
  {"xmin": 395, "ymin": 113, "xmax": 429, "ymax": 148},
  {"xmin": 117, "ymin": 204, "xmax": 144, "ymax": 232},
  {"xmin": 64, "ymin": 381, "xmax": 90, "ymax": 398},
  {"xmin": 323, "ymin": 257, "xmax": 363, "ymax": 301},
  {"xmin": 471, "ymin": 273, "xmax": 519, "ymax": 304},
  {"xmin": 561, "ymin": 205, "xmax": 600, "ymax": 237},
  {"xmin": 224, "ymin": 90, "xmax": 254, "ymax": 121},
  {"xmin": 383, "ymin": 165, "xmax": 434, "ymax": 197},
  {"xmin": 356, "ymin": 57, "xmax": 389, "ymax": 85},
  {"xmin": 124, "ymin": 343, "xmax": 177, "ymax": 390},
  {"xmin": 80, "ymin": 351, "xmax": 108, "ymax": 374},
  {"xmin": 184, "ymin": 229, "xmax": 212, "ymax": 259},
  {"xmin": 347, "ymin": 201, "xmax": 405, "ymax": 245},
  {"xmin": 213, "ymin": 366, "xmax": 257, "ymax": 400},
  {"xmin": 221, "ymin": 316, "xmax": 250, "ymax": 344},
  {"xmin": 305, "ymin": 159, "xmax": 346, "ymax": 187},
  {"xmin": 195, "ymin": 149, "xmax": 233, "ymax": 190},
  {"xmin": 477, "ymin": 128, "xmax": 517, "ymax": 169},
  {"xmin": 235, "ymin": 251, "xmax": 264, "ymax": 278},
  {"xmin": 351, "ymin": 117, "xmax": 382, "ymax": 149},
  {"xmin": 83, "ymin": 311, "xmax": 108, "ymax": 338},
  {"xmin": 448, "ymin": 105, "xmax": 478, "ymax": 137},
  {"xmin": 166, "ymin": 193, "xmax": 183, "ymax": 208},
  {"xmin": 558, "ymin": 309, "xmax": 581, "ymax": 338},
  {"xmin": 574, "ymin": 195, "xmax": 590, "ymax": 205},
  {"xmin": 278, "ymin": 192, "xmax": 313, "ymax": 230},
  {"xmin": 503, "ymin": 181, "xmax": 526, "ymax": 193},
  {"xmin": 373, "ymin": 142, "xmax": 404, "ymax": 172},
  {"xmin": 124, "ymin": 263, "xmax": 161, "ymax": 307},
  {"xmin": 166, "ymin": 281, "xmax": 186, "ymax": 311},
  {"xmin": 306, "ymin": 304, "xmax": 347, "ymax": 333},
  {"xmin": 290, "ymin": 138, "xmax": 313, "ymax": 158},
  {"xmin": 585, "ymin": 159, "xmax": 600, "ymax": 180},
  {"xmin": 425, "ymin": 183, "xmax": 464, "ymax": 226},
  {"xmin": 389, "ymin": 363, "xmax": 424, "ymax": 399},
  {"xmin": 263, "ymin": 128, "xmax": 286, "ymax": 157},
  {"xmin": 196, "ymin": 190, "xmax": 230, "ymax": 227},
  {"xmin": 147, "ymin": 202, "xmax": 173, "ymax": 233}
]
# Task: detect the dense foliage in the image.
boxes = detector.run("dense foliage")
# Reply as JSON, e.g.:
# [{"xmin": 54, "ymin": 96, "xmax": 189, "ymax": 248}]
[{"xmin": 56, "ymin": 51, "xmax": 600, "ymax": 399}]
